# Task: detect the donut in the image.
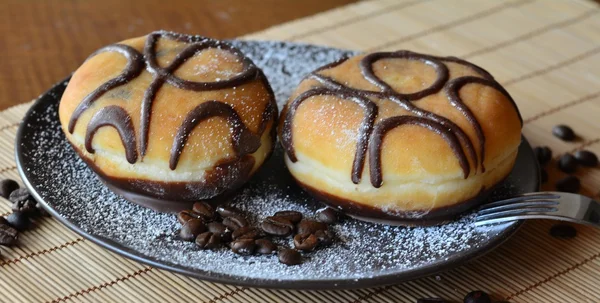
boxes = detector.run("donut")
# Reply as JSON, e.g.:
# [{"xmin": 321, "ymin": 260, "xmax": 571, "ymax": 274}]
[
  {"xmin": 59, "ymin": 31, "xmax": 277, "ymax": 212},
  {"xmin": 279, "ymin": 50, "xmax": 522, "ymax": 225}
]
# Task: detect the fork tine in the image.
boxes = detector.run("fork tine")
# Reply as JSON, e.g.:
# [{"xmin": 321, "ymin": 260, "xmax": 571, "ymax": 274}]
[
  {"xmin": 478, "ymin": 200, "xmax": 559, "ymax": 215},
  {"xmin": 479, "ymin": 193, "xmax": 560, "ymax": 210},
  {"xmin": 475, "ymin": 207, "xmax": 558, "ymax": 222}
]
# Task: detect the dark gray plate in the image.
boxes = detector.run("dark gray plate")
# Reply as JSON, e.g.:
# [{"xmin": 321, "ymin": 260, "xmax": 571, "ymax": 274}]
[{"xmin": 15, "ymin": 41, "xmax": 538, "ymax": 290}]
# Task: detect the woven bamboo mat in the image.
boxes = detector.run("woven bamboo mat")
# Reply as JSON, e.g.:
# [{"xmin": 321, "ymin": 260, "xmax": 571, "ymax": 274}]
[{"xmin": 1, "ymin": 0, "xmax": 600, "ymax": 301}]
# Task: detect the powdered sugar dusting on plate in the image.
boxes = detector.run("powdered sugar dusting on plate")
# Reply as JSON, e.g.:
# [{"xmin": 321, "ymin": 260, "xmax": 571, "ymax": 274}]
[{"xmin": 19, "ymin": 41, "xmax": 527, "ymax": 285}]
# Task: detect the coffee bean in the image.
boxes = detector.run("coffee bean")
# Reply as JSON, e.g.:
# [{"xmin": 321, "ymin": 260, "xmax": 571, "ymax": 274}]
[
  {"xmin": 316, "ymin": 207, "xmax": 339, "ymax": 224},
  {"xmin": 222, "ymin": 214, "xmax": 248, "ymax": 231},
  {"xmin": 273, "ymin": 210, "xmax": 303, "ymax": 224},
  {"xmin": 177, "ymin": 210, "xmax": 195, "ymax": 225},
  {"xmin": 216, "ymin": 205, "xmax": 240, "ymax": 218},
  {"xmin": 558, "ymin": 154, "xmax": 578, "ymax": 173},
  {"xmin": 278, "ymin": 248, "xmax": 302, "ymax": 266},
  {"xmin": 417, "ymin": 298, "xmax": 446, "ymax": 303},
  {"xmin": 552, "ymin": 125, "xmax": 575, "ymax": 141},
  {"xmin": 550, "ymin": 224, "xmax": 577, "ymax": 239},
  {"xmin": 36, "ymin": 204, "xmax": 51, "ymax": 217},
  {"xmin": 297, "ymin": 219, "xmax": 327, "ymax": 235},
  {"xmin": 12, "ymin": 199, "xmax": 37, "ymax": 215},
  {"xmin": 555, "ymin": 175, "xmax": 580, "ymax": 193},
  {"xmin": 463, "ymin": 290, "xmax": 491, "ymax": 303},
  {"xmin": 179, "ymin": 219, "xmax": 206, "ymax": 241},
  {"xmin": 195, "ymin": 232, "xmax": 221, "ymax": 249},
  {"xmin": 230, "ymin": 239, "xmax": 255, "ymax": 255},
  {"xmin": 540, "ymin": 168, "xmax": 548, "ymax": 184},
  {"xmin": 232, "ymin": 226, "xmax": 260, "ymax": 240},
  {"xmin": 0, "ymin": 217, "xmax": 18, "ymax": 246},
  {"xmin": 0, "ymin": 179, "xmax": 19, "ymax": 199},
  {"xmin": 207, "ymin": 222, "xmax": 232, "ymax": 242},
  {"xmin": 261, "ymin": 216, "xmax": 294, "ymax": 236},
  {"xmin": 574, "ymin": 150, "xmax": 598, "ymax": 167},
  {"xmin": 314, "ymin": 229, "xmax": 334, "ymax": 247},
  {"xmin": 533, "ymin": 146, "xmax": 552, "ymax": 166},
  {"xmin": 294, "ymin": 233, "xmax": 318, "ymax": 251},
  {"xmin": 255, "ymin": 239, "xmax": 277, "ymax": 254},
  {"xmin": 6, "ymin": 212, "xmax": 31, "ymax": 231},
  {"xmin": 9, "ymin": 188, "xmax": 34, "ymax": 204},
  {"xmin": 192, "ymin": 202, "xmax": 215, "ymax": 220}
]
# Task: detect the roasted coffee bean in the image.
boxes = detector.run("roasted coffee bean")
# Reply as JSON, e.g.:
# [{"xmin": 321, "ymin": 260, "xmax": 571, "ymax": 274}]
[
  {"xmin": 192, "ymin": 202, "xmax": 215, "ymax": 220},
  {"xmin": 179, "ymin": 219, "xmax": 206, "ymax": 241},
  {"xmin": 195, "ymin": 232, "xmax": 221, "ymax": 249},
  {"xmin": 533, "ymin": 146, "xmax": 552, "ymax": 166},
  {"xmin": 314, "ymin": 229, "xmax": 334, "ymax": 247},
  {"xmin": 278, "ymin": 248, "xmax": 302, "ymax": 266},
  {"xmin": 222, "ymin": 214, "xmax": 248, "ymax": 231},
  {"xmin": 574, "ymin": 150, "xmax": 598, "ymax": 167},
  {"xmin": 216, "ymin": 205, "xmax": 239, "ymax": 218},
  {"xmin": 261, "ymin": 216, "xmax": 294, "ymax": 236},
  {"xmin": 0, "ymin": 179, "xmax": 19, "ymax": 199},
  {"xmin": 555, "ymin": 175, "xmax": 580, "ymax": 193},
  {"xmin": 230, "ymin": 239, "xmax": 256, "ymax": 255},
  {"xmin": 417, "ymin": 298, "xmax": 446, "ymax": 303},
  {"xmin": 550, "ymin": 224, "xmax": 577, "ymax": 239},
  {"xmin": 293, "ymin": 233, "xmax": 318, "ymax": 251},
  {"xmin": 558, "ymin": 154, "xmax": 578, "ymax": 173},
  {"xmin": 232, "ymin": 226, "xmax": 260, "ymax": 240},
  {"xmin": 316, "ymin": 207, "xmax": 339, "ymax": 224},
  {"xmin": 6, "ymin": 212, "xmax": 31, "ymax": 231},
  {"xmin": 207, "ymin": 222, "xmax": 232, "ymax": 242},
  {"xmin": 0, "ymin": 217, "xmax": 18, "ymax": 246},
  {"xmin": 255, "ymin": 239, "xmax": 277, "ymax": 254},
  {"xmin": 177, "ymin": 210, "xmax": 195, "ymax": 225},
  {"xmin": 540, "ymin": 168, "xmax": 548, "ymax": 184},
  {"xmin": 297, "ymin": 219, "xmax": 327, "ymax": 235},
  {"xmin": 9, "ymin": 188, "xmax": 34, "ymax": 204},
  {"xmin": 273, "ymin": 210, "xmax": 303, "ymax": 224},
  {"xmin": 12, "ymin": 199, "xmax": 37, "ymax": 215},
  {"xmin": 463, "ymin": 290, "xmax": 491, "ymax": 303},
  {"xmin": 552, "ymin": 125, "xmax": 576, "ymax": 141},
  {"xmin": 36, "ymin": 204, "xmax": 51, "ymax": 217}
]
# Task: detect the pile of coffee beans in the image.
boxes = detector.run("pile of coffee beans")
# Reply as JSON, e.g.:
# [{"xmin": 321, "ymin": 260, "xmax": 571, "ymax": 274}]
[
  {"xmin": 177, "ymin": 203, "xmax": 340, "ymax": 266},
  {"xmin": 533, "ymin": 124, "xmax": 598, "ymax": 193},
  {"xmin": 0, "ymin": 179, "xmax": 48, "ymax": 254}
]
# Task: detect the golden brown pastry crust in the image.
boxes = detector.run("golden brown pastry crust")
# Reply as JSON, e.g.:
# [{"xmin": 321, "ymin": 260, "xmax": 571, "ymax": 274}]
[
  {"xmin": 59, "ymin": 31, "xmax": 277, "ymax": 211},
  {"xmin": 279, "ymin": 51, "xmax": 522, "ymax": 225}
]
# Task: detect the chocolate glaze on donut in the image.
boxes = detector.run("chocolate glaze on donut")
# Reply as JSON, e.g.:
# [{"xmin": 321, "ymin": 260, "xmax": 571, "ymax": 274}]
[
  {"xmin": 281, "ymin": 50, "xmax": 522, "ymax": 187},
  {"xmin": 68, "ymin": 31, "xmax": 277, "ymax": 171}
]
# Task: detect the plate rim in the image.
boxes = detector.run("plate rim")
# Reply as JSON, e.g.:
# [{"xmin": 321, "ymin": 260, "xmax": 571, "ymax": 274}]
[{"xmin": 14, "ymin": 42, "xmax": 535, "ymax": 289}]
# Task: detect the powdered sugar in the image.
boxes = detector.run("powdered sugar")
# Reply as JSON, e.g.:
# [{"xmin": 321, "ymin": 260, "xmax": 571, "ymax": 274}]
[{"xmin": 18, "ymin": 41, "xmax": 528, "ymax": 286}]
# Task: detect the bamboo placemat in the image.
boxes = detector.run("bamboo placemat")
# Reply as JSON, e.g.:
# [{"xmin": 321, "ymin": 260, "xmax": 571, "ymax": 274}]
[{"xmin": 1, "ymin": 0, "xmax": 600, "ymax": 301}]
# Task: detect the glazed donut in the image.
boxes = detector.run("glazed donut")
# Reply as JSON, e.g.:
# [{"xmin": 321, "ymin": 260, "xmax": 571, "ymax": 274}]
[
  {"xmin": 279, "ymin": 50, "xmax": 522, "ymax": 225},
  {"xmin": 59, "ymin": 31, "xmax": 277, "ymax": 212}
]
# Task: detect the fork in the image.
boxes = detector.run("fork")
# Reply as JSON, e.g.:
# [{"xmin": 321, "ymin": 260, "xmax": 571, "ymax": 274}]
[{"xmin": 474, "ymin": 192, "xmax": 600, "ymax": 227}]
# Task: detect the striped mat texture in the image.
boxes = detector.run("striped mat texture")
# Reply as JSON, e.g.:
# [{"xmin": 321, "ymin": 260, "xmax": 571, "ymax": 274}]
[{"xmin": 1, "ymin": 0, "xmax": 600, "ymax": 301}]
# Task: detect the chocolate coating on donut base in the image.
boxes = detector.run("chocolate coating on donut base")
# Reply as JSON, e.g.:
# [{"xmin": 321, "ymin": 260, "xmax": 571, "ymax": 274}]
[
  {"xmin": 294, "ymin": 177, "xmax": 504, "ymax": 227},
  {"xmin": 73, "ymin": 147, "xmax": 257, "ymax": 213}
]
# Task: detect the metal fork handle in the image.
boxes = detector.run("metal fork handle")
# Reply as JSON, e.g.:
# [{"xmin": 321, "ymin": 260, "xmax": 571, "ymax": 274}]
[{"xmin": 475, "ymin": 191, "xmax": 600, "ymax": 227}]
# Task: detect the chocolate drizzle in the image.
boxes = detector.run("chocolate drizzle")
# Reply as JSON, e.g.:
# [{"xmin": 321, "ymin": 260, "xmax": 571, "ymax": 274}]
[
  {"xmin": 281, "ymin": 50, "xmax": 522, "ymax": 187},
  {"xmin": 282, "ymin": 88, "xmax": 377, "ymax": 184},
  {"xmin": 85, "ymin": 106, "xmax": 138, "ymax": 164},
  {"xmin": 68, "ymin": 45, "xmax": 144, "ymax": 133},
  {"xmin": 170, "ymin": 101, "xmax": 261, "ymax": 170},
  {"xmin": 68, "ymin": 31, "xmax": 276, "ymax": 171},
  {"xmin": 368, "ymin": 116, "xmax": 467, "ymax": 188}
]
